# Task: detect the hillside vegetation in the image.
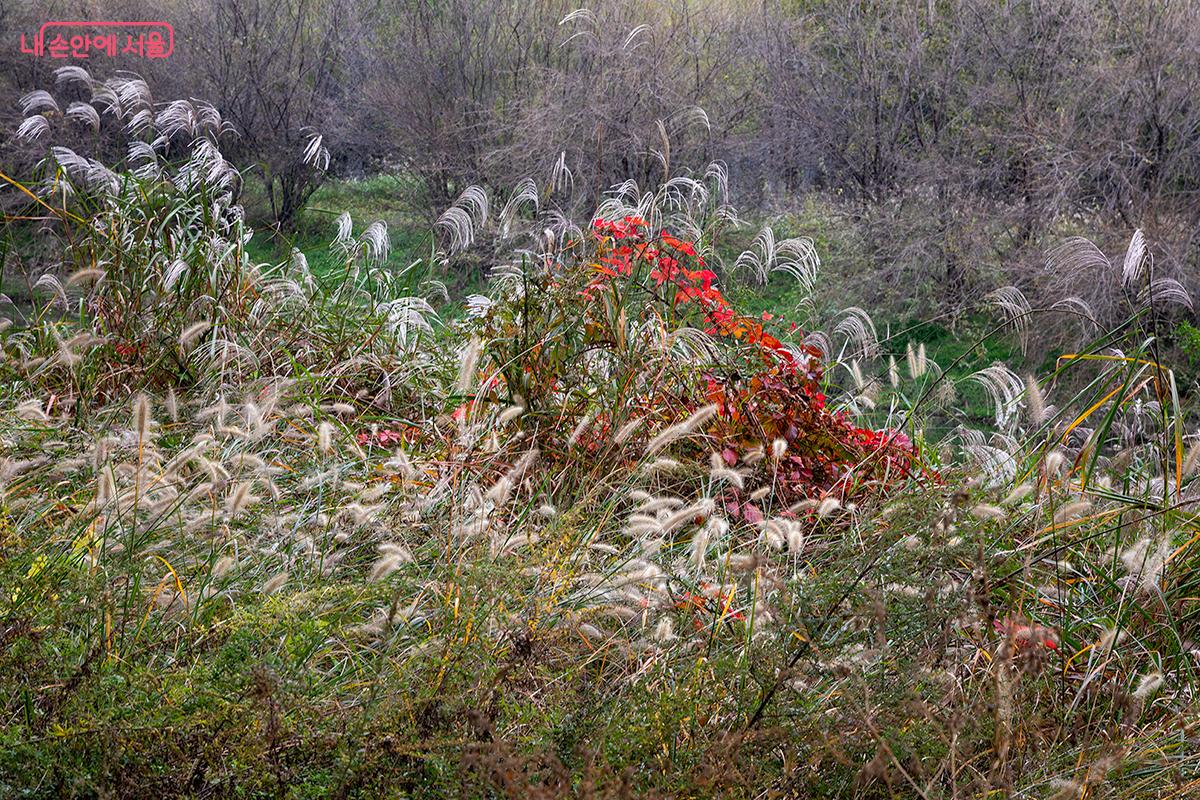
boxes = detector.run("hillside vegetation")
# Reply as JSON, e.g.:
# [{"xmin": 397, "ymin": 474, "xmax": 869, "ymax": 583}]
[{"xmin": 2, "ymin": 73, "xmax": 1200, "ymax": 799}]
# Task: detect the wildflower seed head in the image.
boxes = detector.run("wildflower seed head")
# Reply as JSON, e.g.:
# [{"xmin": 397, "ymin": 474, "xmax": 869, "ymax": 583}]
[
  {"xmin": 497, "ymin": 404, "xmax": 525, "ymax": 425},
  {"xmin": 317, "ymin": 422, "xmax": 335, "ymax": 455},
  {"xmin": 1025, "ymin": 374, "xmax": 1046, "ymax": 426},
  {"xmin": 1133, "ymin": 671, "xmax": 1164, "ymax": 699},
  {"xmin": 969, "ymin": 503, "xmax": 1006, "ymax": 521},
  {"xmin": 1053, "ymin": 500, "xmax": 1091, "ymax": 524},
  {"xmin": 816, "ymin": 497, "xmax": 842, "ymax": 518},
  {"xmin": 133, "ymin": 394, "xmax": 152, "ymax": 441},
  {"xmin": 1002, "ymin": 482, "xmax": 1034, "ymax": 505},
  {"xmin": 456, "ymin": 338, "xmax": 482, "ymax": 395},
  {"xmin": 260, "ymin": 572, "xmax": 289, "ymax": 595}
]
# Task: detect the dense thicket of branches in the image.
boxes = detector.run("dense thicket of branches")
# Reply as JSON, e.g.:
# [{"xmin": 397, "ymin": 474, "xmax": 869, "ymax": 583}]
[{"xmin": 4, "ymin": 0, "xmax": 1200, "ymax": 312}]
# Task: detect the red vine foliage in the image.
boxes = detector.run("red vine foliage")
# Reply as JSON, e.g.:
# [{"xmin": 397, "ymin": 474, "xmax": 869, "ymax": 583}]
[{"xmin": 467, "ymin": 214, "xmax": 919, "ymax": 507}]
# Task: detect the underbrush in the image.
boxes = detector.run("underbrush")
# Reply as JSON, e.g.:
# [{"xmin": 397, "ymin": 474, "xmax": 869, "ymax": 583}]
[{"xmin": 2, "ymin": 72, "xmax": 1200, "ymax": 798}]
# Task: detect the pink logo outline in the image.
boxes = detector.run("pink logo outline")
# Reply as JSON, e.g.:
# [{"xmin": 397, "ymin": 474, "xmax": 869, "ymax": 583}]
[{"xmin": 21, "ymin": 20, "xmax": 174, "ymax": 58}]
